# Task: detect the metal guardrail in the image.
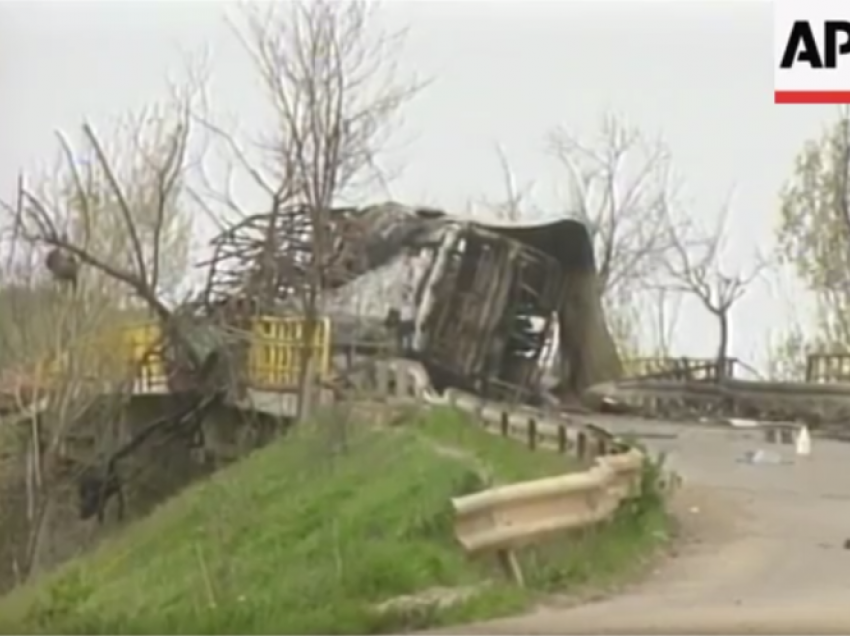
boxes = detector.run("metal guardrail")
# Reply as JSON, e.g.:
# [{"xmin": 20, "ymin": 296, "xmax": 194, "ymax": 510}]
[
  {"xmin": 623, "ymin": 356, "xmax": 737, "ymax": 381},
  {"xmin": 585, "ymin": 373, "xmax": 850, "ymax": 425},
  {"xmin": 347, "ymin": 357, "xmax": 650, "ymax": 580},
  {"xmin": 452, "ymin": 448, "xmax": 644, "ymax": 553},
  {"xmin": 436, "ymin": 385, "xmax": 645, "ymax": 562},
  {"xmin": 806, "ymin": 353, "xmax": 850, "ymax": 384},
  {"xmin": 346, "ymin": 358, "xmax": 624, "ymax": 463}
]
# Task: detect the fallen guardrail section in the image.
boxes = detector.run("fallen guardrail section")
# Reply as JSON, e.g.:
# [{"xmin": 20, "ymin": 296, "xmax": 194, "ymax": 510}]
[
  {"xmin": 452, "ymin": 447, "xmax": 643, "ymax": 553},
  {"xmin": 450, "ymin": 447, "xmax": 644, "ymax": 585}
]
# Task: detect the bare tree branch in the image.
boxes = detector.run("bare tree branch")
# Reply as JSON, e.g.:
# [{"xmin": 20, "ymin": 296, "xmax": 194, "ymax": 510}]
[
  {"xmin": 0, "ymin": 82, "xmax": 207, "ymax": 390},
  {"xmin": 660, "ymin": 197, "xmax": 769, "ymax": 377},
  {"xmin": 548, "ymin": 113, "xmax": 682, "ymax": 297},
  {"xmin": 472, "ymin": 143, "xmax": 537, "ymax": 221},
  {"xmin": 637, "ymin": 286, "xmax": 683, "ymax": 357},
  {"xmin": 192, "ymin": 0, "xmax": 424, "ymax": 421}
]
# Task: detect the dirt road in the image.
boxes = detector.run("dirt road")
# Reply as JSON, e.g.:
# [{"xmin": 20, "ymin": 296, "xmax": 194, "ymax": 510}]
[{"xmin": 442, "ymin": 419, "xmax": 850, "ymax": 634}]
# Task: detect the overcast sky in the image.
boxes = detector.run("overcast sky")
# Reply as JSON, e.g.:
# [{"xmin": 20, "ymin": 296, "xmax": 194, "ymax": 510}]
[{"xmin": 0, "ymin": 0, "xmax": 840, "ymax": 370}]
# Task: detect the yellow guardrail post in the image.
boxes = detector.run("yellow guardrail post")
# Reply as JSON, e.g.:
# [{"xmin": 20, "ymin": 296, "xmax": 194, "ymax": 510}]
[
  {"xmin": 120, "ymin": 321, "xmax": 166, "ymax": 392},
  {"xmin": 248, "ymin": 316, "xmax": 332, "ymax": 391}
]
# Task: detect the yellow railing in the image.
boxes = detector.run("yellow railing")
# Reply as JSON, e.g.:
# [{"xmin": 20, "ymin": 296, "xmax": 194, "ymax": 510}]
[
  {"xmin": 33, "ymin": 316, "xmax": 334, "ymax": 393},
  {"xmin": 247, "ymin": 316, "xmax": 332, "ymax": 390},
  {"xmin": 119, "ymin": 321, "xmax": 168, "ymax": 391}
]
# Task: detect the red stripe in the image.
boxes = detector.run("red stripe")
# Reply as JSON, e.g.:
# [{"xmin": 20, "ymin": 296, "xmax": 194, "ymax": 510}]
[{"xmin": 775, "ymin": 90, "xmax": 850, "ymax": 104}]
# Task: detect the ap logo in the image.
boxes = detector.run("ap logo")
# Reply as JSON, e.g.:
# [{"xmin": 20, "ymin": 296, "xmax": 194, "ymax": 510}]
[{"xmin": 775, "ymin": 0, "xmax": 850, "ymax": 103}]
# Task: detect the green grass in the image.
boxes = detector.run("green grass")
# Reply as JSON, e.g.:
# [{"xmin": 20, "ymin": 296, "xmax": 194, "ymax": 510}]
[{"xmin": 0, "ymin": 407, "xmax": 671, "ymax": 634}]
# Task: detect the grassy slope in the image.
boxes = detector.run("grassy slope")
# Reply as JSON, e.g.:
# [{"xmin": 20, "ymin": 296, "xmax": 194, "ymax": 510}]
[{"xmin": 0, "ymin": 408, "xmax": 670, "ymax": 634}]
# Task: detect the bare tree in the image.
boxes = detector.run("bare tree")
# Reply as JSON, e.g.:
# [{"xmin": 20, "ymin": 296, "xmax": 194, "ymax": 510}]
[
  {"xmin": 661, "ymin": 201, "xmax": 767, "ymax": 379},
  {"xmin": 0, "ymin": 93, "xmax": 197, "ymax": 394},
  {"xmin": 198, "ymin": 0, "xmax": 423, "ymax": 224},
  {"xmin": 548, "ymin": 114, "xmax": 681, "ymax": 301},
  {"xmin": 71, "ymin": 106, "xmax": 194, "ymax": 303},
  {"xmin": 196, "ymin": 0, "xmax": 424, "ymax": 419},
  {"xmin": 0, "ymin": 243, "xmax": 139, "ymax": 585},
  {"xmin": 2, "ymin": 86, "xmax": 210, "ymax": 389},
  {"xmin": 0, "ymin": 92, "xmax": 204, "ymax": 581},
  {"xmin": 765, "ymin": 323, "xmax": 810, "ymax": 381},
  {"xmin": 470, "ymin": 143, "xmax": 537, "ymax": 222},
  {"xmin": 640, "ymin": 287, "xmax": 683, "ymax": 358},
  {"xmin": 7, "ymin": 100, "xmax": 194, "ymax": 317}
]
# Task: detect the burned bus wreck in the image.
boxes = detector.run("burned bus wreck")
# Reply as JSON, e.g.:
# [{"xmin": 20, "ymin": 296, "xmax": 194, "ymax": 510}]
[
  {"xmin": 203, "ymin": 202, "xmax": 622, "ymax": 405},
  {"xmin": 316, "ymin": 204, "xmax": 624, "ymax": 403}
]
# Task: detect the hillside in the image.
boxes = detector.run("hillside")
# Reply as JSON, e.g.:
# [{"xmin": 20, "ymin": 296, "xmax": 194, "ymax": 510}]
[{"xmin": 0, "ymin": 407, "xmax": 669, "ymax": 634}]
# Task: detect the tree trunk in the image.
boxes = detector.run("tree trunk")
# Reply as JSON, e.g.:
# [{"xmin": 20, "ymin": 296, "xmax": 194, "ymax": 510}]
[{"xmin": 716, "ymin": 310, "xmax": 729, "ymax": 380}]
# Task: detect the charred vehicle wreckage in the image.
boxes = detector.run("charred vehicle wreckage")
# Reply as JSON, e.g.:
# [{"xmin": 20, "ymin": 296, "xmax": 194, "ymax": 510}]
[
  {"xmin": 158, "ymin": 196, "xmax": 850, "ymax": 432},
  {"xmin": 57, "ymin": 196, "xmax": 850, "ymax": 533},
  {"xmin": 0, "ymin": 202, "xmax": 624, "ymax": 545},
  {"xmin": 203, "ymin": 201, "xmax": 624, "ymax": 406},
  {"xmin": 11, "ymin": 199, "xmax": 850, "ymax": 564}
]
